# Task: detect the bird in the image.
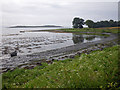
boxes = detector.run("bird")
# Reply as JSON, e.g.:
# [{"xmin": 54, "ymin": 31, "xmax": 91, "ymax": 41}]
[{"xmin": 10, "ymin": 50, "xmax": 17, "ymax": 57}]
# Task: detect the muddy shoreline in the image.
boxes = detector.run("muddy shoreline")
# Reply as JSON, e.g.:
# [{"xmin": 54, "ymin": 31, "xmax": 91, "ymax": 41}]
[{"xmin": 1, "ymin": 33, "xmax": 118, "ymax": 73}]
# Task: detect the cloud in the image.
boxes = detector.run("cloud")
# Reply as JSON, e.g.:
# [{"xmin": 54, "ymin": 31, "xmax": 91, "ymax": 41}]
[
  {"xmin": 1, "ymin": 0, "xmax": 119, "ymax": 27},
  {"xmin": 118, "ymin": 1, "xmax": 120, "ymax": 20}
]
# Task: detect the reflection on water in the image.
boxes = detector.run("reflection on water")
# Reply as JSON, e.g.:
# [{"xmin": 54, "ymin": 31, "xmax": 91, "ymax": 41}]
[
  {"xmin": 85, "ymin": 36, "xmax": 96, "ymax": 41},
  {"xmin": 72, "ymin": 34, "xmax": 101, "ymax": 44},
  {"xmin": 1, "ymin": 28, "xmax": 103, "ymax": 59},
  {"xmin": 72, "ymin": 34, "xmax": 84, "ymax": 44}
]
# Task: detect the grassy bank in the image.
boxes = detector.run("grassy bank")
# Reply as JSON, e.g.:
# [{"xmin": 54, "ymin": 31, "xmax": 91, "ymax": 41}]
[
  {"xmin": 0, "ymin": 74, "xmax": 2, "ymax": 89},
  {"xmin": 2, "ymin": 45, "xmax": 119, "ymax": 88},
  {"xmin": 55, "ymin": 27, "xmax": 119, "ymax": 34}
]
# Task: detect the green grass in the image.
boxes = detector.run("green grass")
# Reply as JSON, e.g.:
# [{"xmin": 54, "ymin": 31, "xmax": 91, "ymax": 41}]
[
  {"xmin": 56, "ymin": 28, "xmax": 119, "ymax": 34},
  {"xmin": 0, "ymin": 74, "xmax": 2, "ymax": 89},
  {"xmin": 2, "ymin": 45, "xmax": 119, "ymax": 88}
]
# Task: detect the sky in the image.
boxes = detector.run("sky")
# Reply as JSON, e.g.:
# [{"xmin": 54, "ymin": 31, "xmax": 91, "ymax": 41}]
[{"xmin": 1, "ymin": 0, "xmax": 119, "ymax": 27}]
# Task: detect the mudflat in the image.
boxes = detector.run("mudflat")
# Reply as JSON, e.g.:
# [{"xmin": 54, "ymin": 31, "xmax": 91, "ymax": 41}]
[{"xmin": 1, "ymin": 33, "xmax": 118, "ymax": 73}]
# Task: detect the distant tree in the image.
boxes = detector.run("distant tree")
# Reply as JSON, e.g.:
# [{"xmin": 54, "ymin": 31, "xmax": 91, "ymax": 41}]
[
  {"xmin": 96, "ymin": 20, "xmax": 110, "ymax": 28},
  {"xmin": 72, "ymin": 17, "xmax": 84, "ymax": 28},
  {"xmin": 85, "ymin": 20, "xmax": 95, "ymax": 28},
  {"xmin": 104, "ymin": 20, "xmax": 111, "ymax": 27},
  {"xmin": 85, "ymin": 19, "xmax": 120, "ymax": 28},
  {"xmin": 118, "ymin": 21, "xmax": 120, "ymax": 26},
  {"xmin": 114, "ymin": 21, "xmax": 118, "ymax": 27},
  {"xmin": 109, "ymin": 20, "xmax": 115, "ymax": 27}
]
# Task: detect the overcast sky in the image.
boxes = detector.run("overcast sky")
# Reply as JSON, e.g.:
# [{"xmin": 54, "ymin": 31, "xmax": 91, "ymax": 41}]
[{"xmin": 1, "ymin": 0, "xmax": 119, "ymax": 27}]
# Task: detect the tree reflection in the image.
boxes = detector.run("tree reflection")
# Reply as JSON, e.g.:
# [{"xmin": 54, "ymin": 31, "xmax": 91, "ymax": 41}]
[
  {"xmin": 72, "ymin": 34, "xmax": 84, "ymax": 44},
  {"xmin": 85, "ymin": 36, "xmax": 96, "ymax": 41}
]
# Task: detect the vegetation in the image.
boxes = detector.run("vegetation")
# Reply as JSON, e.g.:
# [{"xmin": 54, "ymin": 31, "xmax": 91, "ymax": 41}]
[
  {"xmin": 72, "ymin": 17, "xmax": 84, "ymax": 28},
  {"xmin": 72, "ymin": 17, "xmax": 120, "ymax": 28},
  {"xmin": 0, "ymin": 74, "xmax": 2, "ymax": 89},
  {"xmin": 2, "ymin": 45, "xmax": 120, "ymax": 88},
  {"xmin": 85, "ymin": 19, "xmax": 120, "ymax": 28},
  {"xmin": 57, "ymin": 27, "xmax": 119, "ymax": 34},
  {"xmin": 2, "ymin": 17, "xmax": 120, "ymax": 89},
  {"xmin": 85, "ymin": 20, "xmax": 96, "ymax": 28}
]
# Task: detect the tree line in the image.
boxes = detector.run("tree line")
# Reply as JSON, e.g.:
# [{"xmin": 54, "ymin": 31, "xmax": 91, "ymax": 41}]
[{"xmin": 72, "ymin": 17, "xmax": 120, "ymax": 28}]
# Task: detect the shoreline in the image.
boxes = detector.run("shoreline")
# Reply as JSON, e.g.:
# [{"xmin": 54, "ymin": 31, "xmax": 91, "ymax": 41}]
[{"xmin": 1, "ymin": 32, "xmax": 118, "ymax": 73}]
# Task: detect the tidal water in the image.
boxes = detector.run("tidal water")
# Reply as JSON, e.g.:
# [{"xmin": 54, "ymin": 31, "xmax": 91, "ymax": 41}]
[{"xmin": 1, "ymin": 27, "xmax": 103, "ymax": 59}]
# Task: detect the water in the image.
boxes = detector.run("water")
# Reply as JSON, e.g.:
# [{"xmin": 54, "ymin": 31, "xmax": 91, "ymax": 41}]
[
  {"xmin": 1, "ymin": 27, "xmax": 103, "ymax": 59},
  {"xmin": 2, "ymin": 27, "xmax": 63, "ymax": 36}
]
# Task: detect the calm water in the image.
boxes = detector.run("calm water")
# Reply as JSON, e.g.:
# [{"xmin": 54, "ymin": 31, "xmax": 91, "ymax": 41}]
[
  {"xmin": 2, "ymin": 27, "xmax": 63, "ymax": 36},
  {"xmin": 1, "ymin": 27, "xmax": 103, "ymax": 59}
]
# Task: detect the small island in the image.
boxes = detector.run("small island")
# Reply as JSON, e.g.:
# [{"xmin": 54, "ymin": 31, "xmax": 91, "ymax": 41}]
[{"xmin": 9, "ymin": 25, "xmax": 62, "ymax": 28}]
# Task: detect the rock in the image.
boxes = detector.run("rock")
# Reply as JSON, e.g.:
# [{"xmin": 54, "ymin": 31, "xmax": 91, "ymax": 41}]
[
  {"xmin": 10, "ymin": 68, "xmax": 15, "ymax": 71},
  {"xmin": 19, "ymin": 65, "xmax": 27, "ymax": 69},
  {"xmin": 5, "ymin": 68, "xmax": 11, "ymax": 72},
  {"xmin": 19, "ymin": 50, "xmax": 24, "ymax": 53},
  {"xmin": 77, "ymin": 52, "xmax": 81, "ymax": 56},
  {"xmin": 69, "ymin": 55, "xmax": 75, "ymax": 59},
  {"xmin": 90, "ymin": 49, "xmax": 93, "ymax": 52},
  {"xmin": 20, "ymin": 31, "xmax": 25, "ymax": 33},
  {"xmin": 95, "ymin": 44, "xmax": 98, "ymax": 46},
  {"xmin": 28, "ymin": 51, "xmax": 31, "ymax": 53},
  {"xmin": 100, "ymin": 48, "xmax": 103, "ymax": 51},
  {"xmin": 82, "ymin": 49, "xmax": 88, "ymax": 53},
  {"xmin": 52, "ymin": 59, "xmax": 55, "ymax": 61},
  {"xmin": 64, "ymin": 55, "xmax": 69, "ymax": 58},
  {"xmin": 24, "ymin": 65, "xmax": 35, "ymax": 69},
  {"xmin": 92, "ymin": 48, "xmax": 98, "ymax": 51},
  {"xmin": 46, "ymin": 60, "xmax": 53, "ymax": 64},
  {"xmin": 101, "ymin": 44, "xmax": 105, "ymax": 46},
  {"xmin": 35, "ymin": 62, "xmax": 42, "ymax": 66},
  {"xmin": 10, "ymin": 51, "xmax": 17, "ymax": 57},
  {"xmin": 27, "ymin": 47, "xmax": 32, "ymax": 49},
  {"xmin": 2, "ymin": 68, "xmax": 8, "ymax": 73},
  {"xmin": 61, "ymin": 56, "xmax": 65, "ymax": 59}
]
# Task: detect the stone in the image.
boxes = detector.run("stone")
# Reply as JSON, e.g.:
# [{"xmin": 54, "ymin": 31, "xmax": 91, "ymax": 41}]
[
  {"xmin": 46, "ymin": 60, "xmax": 53, "ymax": 64},
  {"xmin": 100, "ymin": 48, "xmax": 103, "ymax": 51},
  {"xmin": 36, "ymin": 62, "xmax": 42, "ymax": 66},
  {"xmin": 77, "ymin": 52, "xmax": 81, "ymax": 56},
  {"xmin": 95, "ymin": 44, "xmax": 98, "ymax": 46},
  {"xmin": 69, "ymin": 55, "xmax": 75, "ymax": 59},
  {"xmin": 64, "ymin": 55, "xmax": 69, "ymax": 58},
  {"xmin": 10, "ymin": 68, "xmax": 15, "ymax": 71},
  {"xmin": 52, "ymin": 59, "xmax": 55, "ymax": 61},
  {"xmin": 24, "ymin": 65, "xmax": 35, "ymax": 69},
  {"xmin": 82, "ymin": 50, "xmax": 87, "ymax": 53}
]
